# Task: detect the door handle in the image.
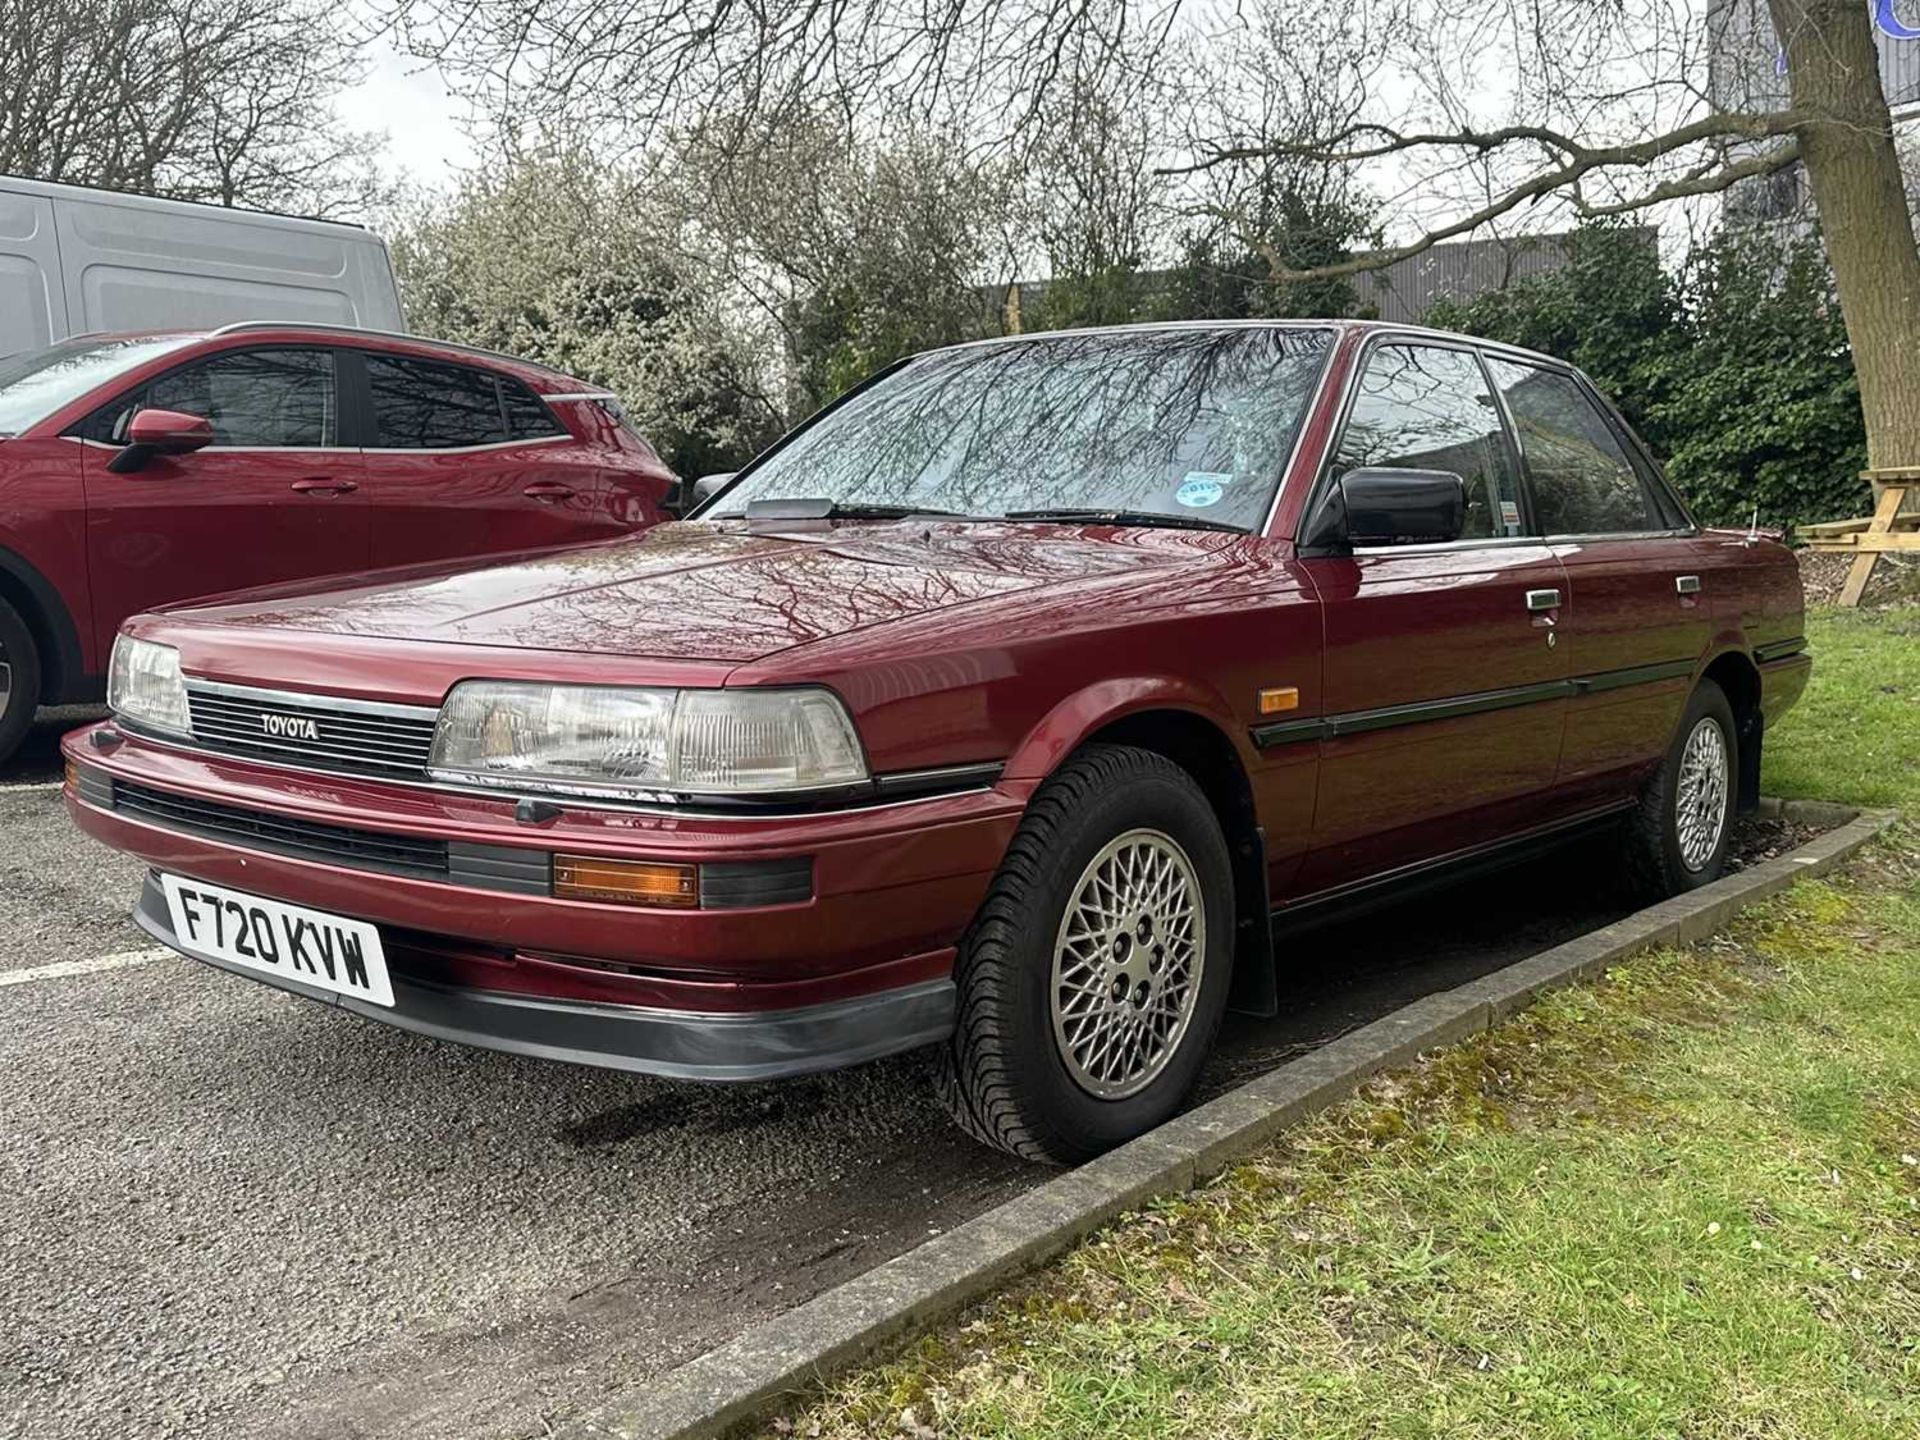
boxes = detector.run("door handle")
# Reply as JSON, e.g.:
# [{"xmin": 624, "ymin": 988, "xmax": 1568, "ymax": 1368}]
[
  {"xmin": 1525, "ymin": 588, "xmax": 1562, "ymax": 612},
  {"xmin": 1675, "ymin": 574, "xmax": 1702, "ymax": 595},
  {"xmin": 523, "ymin": 481, "xmax": 576, "ymax": 501},
  {"xmin": 290, "ymin": 477, "xmax": 357, "ymax": 496}
]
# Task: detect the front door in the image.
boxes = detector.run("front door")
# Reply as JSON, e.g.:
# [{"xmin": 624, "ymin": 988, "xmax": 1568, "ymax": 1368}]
[
  {"xmin": 78, "ymin": 345, "xmax": 369, "ymax": 658},
  {"xmin": 1482, "ymin": 357, "xmax": 1715, "ymax": 811},
  {"xmin": 1293, "ymin": 340, "xmax": 1570, "ymax": 896}
]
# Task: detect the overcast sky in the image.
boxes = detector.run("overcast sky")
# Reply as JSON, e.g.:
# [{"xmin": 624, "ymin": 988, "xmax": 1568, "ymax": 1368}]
[{"xmin": 336, "ymin": 29, "xmax": 476, "ymax": 191}]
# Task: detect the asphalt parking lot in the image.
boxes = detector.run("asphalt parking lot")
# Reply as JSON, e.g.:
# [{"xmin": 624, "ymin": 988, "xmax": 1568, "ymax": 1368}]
[{"xmin": 0, "ymin": 709, "xmax": 1812, "ymax": 1440}]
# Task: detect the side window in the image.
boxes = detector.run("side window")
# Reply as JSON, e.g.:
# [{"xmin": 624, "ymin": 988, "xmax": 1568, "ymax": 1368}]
[
  {"xmin": 1484, "ymin": 359, "xmax": 1666, "ymax": 535},
  {"xmin": 110, "ymin": 348, "xmax": 338, "ymax": 447},
  {"xmin": 365, "ymin": 353, "xmax": 507, "ymax": 449},
  {"xmin": 1333, "ymin": 344, "xmax": 1524, "ymax": 541},
  {"xmin": 500, "ymin": 378, "xmax": 566, "ymax": 440}
]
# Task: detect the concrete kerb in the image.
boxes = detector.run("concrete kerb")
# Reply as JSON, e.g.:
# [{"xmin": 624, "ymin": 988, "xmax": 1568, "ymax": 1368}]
[{"xmin": 567, "ymin": 802, "xmax": 1899, "ymax": 1440}]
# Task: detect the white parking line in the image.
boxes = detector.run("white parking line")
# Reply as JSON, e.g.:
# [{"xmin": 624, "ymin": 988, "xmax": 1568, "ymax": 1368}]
[
  {"xmin": 0, "ymin": 780, "xmax": 63, "ymax": 792},
  {"xmin": 0, "ymin": 948, "xmax": 170, "ymax": 987}
]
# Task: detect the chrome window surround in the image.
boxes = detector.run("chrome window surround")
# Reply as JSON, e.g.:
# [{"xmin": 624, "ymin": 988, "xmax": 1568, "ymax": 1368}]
[{"xmin": 1289, "ymin": 326, "xmax": 1700, "ymax": 552}]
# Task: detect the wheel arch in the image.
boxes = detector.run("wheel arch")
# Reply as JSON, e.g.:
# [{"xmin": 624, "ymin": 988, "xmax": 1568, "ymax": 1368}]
[
  {"xmin": 1700, "ymin": 647, "xmax": 1763, "ymax": 814},
  {"xmin": 0, "ymin": 544, "xmax": 88, "ymax": 704},
  {"xmin": 1007, "ymin": 681, "xmax": 1277, "ymax": 1018}
]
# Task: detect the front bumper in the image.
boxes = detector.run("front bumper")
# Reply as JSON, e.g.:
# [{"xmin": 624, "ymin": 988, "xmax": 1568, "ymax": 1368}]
[
  {"xmin": 69, "ymin": 724, "xmax": 1024, "ymax": 1080},
  {"xmin": 131, "ymin": 873, "xmax": 955, "ymax": 1081}
]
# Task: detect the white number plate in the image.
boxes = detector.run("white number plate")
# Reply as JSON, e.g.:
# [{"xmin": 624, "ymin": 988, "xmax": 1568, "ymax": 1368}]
[{"xmin": 160, "ymin": 874, "xmax": 394, "ymax": 1007}]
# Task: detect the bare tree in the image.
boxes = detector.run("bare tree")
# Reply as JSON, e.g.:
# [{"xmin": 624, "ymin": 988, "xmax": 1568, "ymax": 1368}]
[
  {"xmin": 382, "ymin": 0, "xmax": 1155, "ymax": 156},
  {"xmin": 1170, "ymin": 0, "xmax": 1920, "ymax": 475},
  {"xmin": 0, "ymin": 0, "xmax": 386, "ymax": 216}
]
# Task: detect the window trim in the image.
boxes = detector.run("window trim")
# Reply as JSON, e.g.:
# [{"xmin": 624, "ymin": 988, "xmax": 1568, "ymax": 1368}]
[
  {"xmin": 65, "ymin": 343, "xmax": 352, "ymax": 450},
  {"xmin": 349, "ymin": 347, "xmax": 570, "ymax": 452},
  {"xmin": 1299, "ymin": 330, "xmax": 1534, "ymax": 553},
  {"xmin": 1481, "ymin": 352, "xmax": 1699, "ymax": 542}
]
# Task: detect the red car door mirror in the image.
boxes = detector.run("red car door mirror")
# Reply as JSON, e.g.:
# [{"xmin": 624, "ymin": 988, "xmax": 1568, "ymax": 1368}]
[
  {"xmin": 109, "ymin": 409, "xmax": 217, "ymax": 474},
  {"xmin": 129, "ymin": 408, "xmax": 216, "ymax": 454}
]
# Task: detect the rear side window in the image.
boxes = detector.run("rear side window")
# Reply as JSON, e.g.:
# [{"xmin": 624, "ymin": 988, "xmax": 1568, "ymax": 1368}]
[
  {"xmin": 365, "ymin": 353, "xmax": 507, "ymax": 449},
  {"xmin": 1332, "ymin": 343, "xmax": 1525, "ymax": 541},
  {"xmin": 501, "ymin": 378, "xmax": 566, "ymax": 440},
  {"xmin": 1485, "ymin": 359, "xmax": 1669, "ymax": 535},
  {"xmin": 102, "ymin": 347, "xmax": 339, "ymax": 446}
]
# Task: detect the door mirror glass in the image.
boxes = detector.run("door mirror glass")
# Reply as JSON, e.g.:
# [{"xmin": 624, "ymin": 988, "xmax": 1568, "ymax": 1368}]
[
  {"xmin": 127, "ymin": 408, "xmax": 215, "ymax": 454},
  {"xmin": 692, "ymin": 472, "xmax": 736, "ymax": 506},
  {"xmin": 1318, "ymin": 467, "xmax": 1467, "ymax": 548}
]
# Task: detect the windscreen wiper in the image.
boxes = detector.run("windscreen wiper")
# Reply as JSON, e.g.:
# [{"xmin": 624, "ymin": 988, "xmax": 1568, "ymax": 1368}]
[
  {"xmin": 743, "ymin": 497, "xmax": 977, "ymax": 522},
  {"xmin": 1002, "ymin": 507, "xmax": 1245, "ymax": 534}
]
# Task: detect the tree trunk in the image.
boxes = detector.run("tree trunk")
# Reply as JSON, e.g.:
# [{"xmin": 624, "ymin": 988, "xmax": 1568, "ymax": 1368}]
[{"xmin": 1769, "ymin": 0, "xmax": 1920, "ymax": 475}]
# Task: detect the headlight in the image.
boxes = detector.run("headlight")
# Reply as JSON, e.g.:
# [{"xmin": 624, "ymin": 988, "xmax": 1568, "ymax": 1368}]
[
  {"xmin": 107, "ymin": 636, "xmax": 190, "ymax": 737},
  {"xmin": 428, "ymin": 682, "xmax": 868, "ymax": 798}
]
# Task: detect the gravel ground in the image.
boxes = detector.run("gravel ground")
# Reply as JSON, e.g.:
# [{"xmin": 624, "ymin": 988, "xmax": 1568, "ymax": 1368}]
[{"xmin": 0, "ymin": 706, "xmax": 1821, "ymax": 1440}]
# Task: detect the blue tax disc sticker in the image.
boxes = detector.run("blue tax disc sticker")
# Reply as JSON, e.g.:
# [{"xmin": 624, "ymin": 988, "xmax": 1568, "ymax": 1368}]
[{"xmin": 1176, "ymin": 477, "xmax": 1225, "ymax": 508}]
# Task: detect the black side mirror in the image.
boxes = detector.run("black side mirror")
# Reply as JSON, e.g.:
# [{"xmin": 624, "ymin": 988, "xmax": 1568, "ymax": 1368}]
[{"xmin": 1303, "ymin": 467, "xmax": 1467, "ymax": 551}]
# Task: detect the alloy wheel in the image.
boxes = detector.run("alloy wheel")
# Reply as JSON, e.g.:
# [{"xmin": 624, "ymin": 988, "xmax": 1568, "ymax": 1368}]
[
  {"xmin": 1675, "ymin": 716, "xmax": 1729, "ymax": 872},
  {"xmin": 1050, "ymin": 827, "xmax": 1206, "ymax": 1100}
]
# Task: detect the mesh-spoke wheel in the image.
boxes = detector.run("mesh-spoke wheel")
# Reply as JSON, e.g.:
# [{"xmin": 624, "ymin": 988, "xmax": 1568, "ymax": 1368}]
[
  {"xmin": 938, "ymin": 743, "xmax": 1234, "ymax": 1165},
  {"xmin": 1675, "ymin": 717, "xmax": 1729, "ymax": 872},
  {"xmin": 1624, "ymin": 679, "xmax": 1739, "ymax": 900},
  {"xmin": 1050, "ymin": 828, "xmax": 1206, "ymax": 1100}
]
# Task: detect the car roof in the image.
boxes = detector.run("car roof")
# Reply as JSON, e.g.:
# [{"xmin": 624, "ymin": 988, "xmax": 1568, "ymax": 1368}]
[
  {"xmin": 62, "ymin": 322, "xmax": 602, "ymax": 396},
  {"xmin": 928, "ymin": 318, "xmax": 1573, "ymax": 372}
]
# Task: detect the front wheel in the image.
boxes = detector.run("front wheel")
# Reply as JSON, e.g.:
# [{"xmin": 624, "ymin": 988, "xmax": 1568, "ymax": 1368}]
[
  {"xmin": 0, "ymin": 598, "xmax": 40, "ymax": 768},
  {"xmin": 1625, "ymin": 679, "xmax": 1737, "ymax": 898},
  {"xmin": 937, "ymin": 744, "xmax": 1235, "ymax": 1165}
]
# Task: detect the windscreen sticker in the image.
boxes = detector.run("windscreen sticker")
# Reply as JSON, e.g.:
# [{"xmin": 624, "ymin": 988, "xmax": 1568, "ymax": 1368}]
[
  {"xmin": 1500, "ymin": 499, "xmax": 1522, "ymax": 534},
  {"xmin": 1176, "ymin": 476, "xmax": 1226, "ymax": 508}
]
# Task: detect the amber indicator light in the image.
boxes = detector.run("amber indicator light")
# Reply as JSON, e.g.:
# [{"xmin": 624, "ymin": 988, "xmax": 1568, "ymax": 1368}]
[
  {"xmin": 553, "ymin": 855, "xmax": 699, "ymax": 908},
  {"xmin": 1257, "ymin": 686, "xmax": 1301, "ymax": 715}
]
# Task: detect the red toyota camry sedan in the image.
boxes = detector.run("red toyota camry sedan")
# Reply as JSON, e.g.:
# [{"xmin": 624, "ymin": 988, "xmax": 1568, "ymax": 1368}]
[
  {"xmin": 64, "ymin": 321, "xmax": 1809, "ymax": 1163},
  {"xmin": 0, "ymin": 323, "xmax": 677, "ymax": 762}
]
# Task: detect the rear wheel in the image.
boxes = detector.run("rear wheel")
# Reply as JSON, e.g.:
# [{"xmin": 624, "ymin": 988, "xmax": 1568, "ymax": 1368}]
[
  {"xmin": 1625, "ymin": 679, "xmax": 1736, "ymax": 898},
  {"xmin": 937, "ymin": 744, "xmax": 1234, "ymax": 1165},
  {"xmin": 0, "ymin": 599, "xmax": 39, "ymax": 768}
]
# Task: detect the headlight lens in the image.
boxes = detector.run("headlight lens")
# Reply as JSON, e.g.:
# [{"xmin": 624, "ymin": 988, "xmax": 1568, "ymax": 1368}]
[
  {"xmin": 107, "ymin": 636, "xmax": 190, "ymax": 737},
  {"xmin": 428, "ymin": 682, "xmax": 868, "ymax": 797}
]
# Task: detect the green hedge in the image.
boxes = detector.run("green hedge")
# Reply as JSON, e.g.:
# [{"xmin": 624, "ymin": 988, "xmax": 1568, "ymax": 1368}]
[{"xmin": 1426, "ymin": 225, "xmax": 1869, "ymax": 530}]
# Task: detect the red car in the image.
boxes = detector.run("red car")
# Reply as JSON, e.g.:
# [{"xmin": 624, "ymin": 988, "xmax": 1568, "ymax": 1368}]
[
  {"xmin": 64, "ymin": 322, "xmax": 1809, "ymax": 1163},
  {"xmin": 0, "ymin": 322, "xmax": 676, "ymax": 760}
]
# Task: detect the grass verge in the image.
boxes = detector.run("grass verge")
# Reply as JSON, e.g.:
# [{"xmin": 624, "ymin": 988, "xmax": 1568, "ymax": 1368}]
[{"xmin": 775, "ymin": 605, "xmax": 1920, "ymax": 1439}]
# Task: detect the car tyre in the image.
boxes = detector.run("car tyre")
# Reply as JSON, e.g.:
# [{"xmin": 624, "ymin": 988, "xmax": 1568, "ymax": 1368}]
[
  {"xmin": 936, "ymin": 743, "xmax": 1235, "ymax": 1165},
  {"xmin": 1624, "ymin": 678, "xmax": 1737, "ymax": 899},
  {"xmin": 0, "ymin": 598, "xmax": 39, "ymax": 767}
]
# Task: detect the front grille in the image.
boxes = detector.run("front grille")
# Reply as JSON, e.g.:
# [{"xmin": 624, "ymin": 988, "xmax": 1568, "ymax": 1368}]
[
  {"xmin": 185, "ymin": 684, "xmax": 439, "ymax": 779},
  {"xmin": 114, "ymin": 780, "xmax": 450, "ymax": 879}
]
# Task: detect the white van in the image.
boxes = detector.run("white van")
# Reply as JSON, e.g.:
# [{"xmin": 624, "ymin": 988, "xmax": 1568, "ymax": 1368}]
[{"xmin": 0, "ymin": 176, "xmax": 403, "ymax": 358}]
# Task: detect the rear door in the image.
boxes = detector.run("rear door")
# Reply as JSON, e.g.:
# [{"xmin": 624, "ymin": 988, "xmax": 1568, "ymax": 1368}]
[
  {"xmin": 1482, "ymin": 357, "xmax": 1713, "ymax": 811},
  {"xmin": 353, "ymin": 350, "xmax": 623, "ymax": 568},
  {"xmin": 77, "ymin": 345, "xmax": 369, "ymax": 656},
  {"xmin": 1293, "ymin": 339, "xmax": 1571, "ymax": 894}
]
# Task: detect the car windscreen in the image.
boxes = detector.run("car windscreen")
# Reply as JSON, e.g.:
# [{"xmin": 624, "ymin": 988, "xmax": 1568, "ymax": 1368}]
[
  {"xmin": 706, "ymin": 326, "xmax": 1335, "ymax": 531},
  {"xmin": 0, "ymin": 334, "xmax": 201, "ymax": 437}
]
